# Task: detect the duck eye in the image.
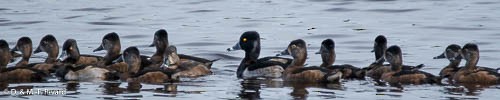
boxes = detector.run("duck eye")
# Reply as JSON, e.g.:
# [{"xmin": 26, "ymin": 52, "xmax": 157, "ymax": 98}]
[
  {"xmin": 242, "ymin": 38, "xmax": 247, "ymax": 42},
  {"xmin": 291, "ymin": 45, "xmax": 297, "ymax": 48}
]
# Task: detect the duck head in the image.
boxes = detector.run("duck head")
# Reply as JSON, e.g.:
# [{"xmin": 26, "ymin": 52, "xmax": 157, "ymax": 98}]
[
  {"xmin": 377, "ymin": 45, "xmax": 403, "ymax": 71},
  {"xmin": 373, "ymin": 35, "xmax": 387, "ymax": 64},
  {"xmin": 316, "ymin": 39, "xmax": 335, "ymax": 67},
  {"xmin": 461, "ymin": 43, "xmax": 479, "ymax": 69},
  {"xmin": 0, "ymin": 40, "xmax": 12, "ymax": 68},
  {"xmin": 227, "ymin": 31, "xmax": 261, "ymax": 60},
  {"xmin": 277, "ymin": 39, "xmax": 307, "ymax": 66},
  {"xmin": 162, "ymin": 45, "xmax": 180, "ymax": 69},
  {"xmin": 34, "ymin": 34, "xmax": 59, "ymax": 63},
  {"xmin": 11, "ymin": 37, "xmax": 33, "ymax": 63},
  {"xmin": 59, "ymin": 39, "xmax": 80, "ymax": 64},
  {"xmin": 94, "ymin": 32, "xmax": 121, "ymax": 65},
  {"xmin": 149, "ymin": 29, "xmax": 169, "ymax": 50},
  {"xmin": 433, "ymin": 44, "xmax": 462, "ymax": 62},
  {"xmin": 122, "ymin": 46, "xmax": 142, "ymax": 75}
]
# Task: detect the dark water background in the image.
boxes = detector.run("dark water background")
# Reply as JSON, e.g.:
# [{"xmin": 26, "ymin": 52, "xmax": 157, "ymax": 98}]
[{"xmin": 1, "ymin": 0, "xmax": 500, "ymax": 99}]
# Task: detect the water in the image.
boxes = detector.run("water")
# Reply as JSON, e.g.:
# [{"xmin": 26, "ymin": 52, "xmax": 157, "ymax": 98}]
[{"xmin": 1, "ymin": 0, "xmax": 500, "ymax": 99}]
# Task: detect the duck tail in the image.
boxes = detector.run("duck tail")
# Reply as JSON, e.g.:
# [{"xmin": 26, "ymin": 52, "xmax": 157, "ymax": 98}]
[
  {"xmin": 210, "ymin": 58, "xmax": 222, "ymax": 62},
  {"xmin": 416, "ymin": 64, "xmax": 425, "ymax": 69},
  {"xmin": 205, "ymin": 58, "xmax": 221, "ymax": 69},
  {"xmin": 324, "ymin": 72, "xmax": 342, "ymax": 83}
]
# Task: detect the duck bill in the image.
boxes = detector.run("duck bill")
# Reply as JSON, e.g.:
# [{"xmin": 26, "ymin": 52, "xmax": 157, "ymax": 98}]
[
  {"xmin": 315, "ymin": 50, "xmax": 321, "ymax": 54},
  {"xmin": 34, "ymin": 46, "xmax": 43, "ymax": 54},
  {"xmin": 276, "ymin": 49, "xmax": 289, "ymax": 56},
  {"xmin": 57, "ymin": 51, "xmax": 68, "ymax": 61},
  {"xmin": 371, "ymin": 49, "xmax": 375, "ymax": 52},
  {"xmin": 10, "ymin": 51, "xmax": 22, "ymax": 58},
  {"xmin": 433, "ymin": 52, "xmax": 446, "ymax": 59},
  {"xmin": 112, "ymin": 55, "xmax": 123, "ymax": 63},
  {"xmin": 93, "ymin": 44, "xmax": 104, "ymax": 52},
  {"xmin": 10, "ymin": 46, "xmax": 18, "ymax": 52},
  {"xmin": 374, "ymin": 57, "xmax": 385, "ymax": 64},
  {"xmin": 148, "ymin": 42, "xmax": 155, "ymax": 47},
  {"xmin": 227, "ymin": 42, "xmax": 241, "ymax": 51}
]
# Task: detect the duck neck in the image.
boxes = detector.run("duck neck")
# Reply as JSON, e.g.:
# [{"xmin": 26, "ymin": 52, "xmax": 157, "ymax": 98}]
[
  {"xmin": 104, "ymin": 48, "xmax": 121, "ymax": 65},
  {"xmin": 290, "ymin": 54, "xmax": 307, "ymax": 68},
  {"xmin": 320, "ymin": 50, "xmax": 335, "ymax": 67},
  {"xmin": 152, "ymin": 48, "xmax": 165, "ymax": 62},
  {"xmin": 45, "ymin": 50, "xmax": 59, "ymax": 64},
  {"xmin": 17, "ymin": 50, "xmax": 31, "ymax": 66},
  {"xmin": 374, "ymin": 44, "xmax": 386, "ymax": 61},
  {"xmin": 464, "ymin": 56, "xmax": 478, "ymax": 70},
  {"xmin": 447, "ymin": 60, "xmax": 461, "ymax": 68}
]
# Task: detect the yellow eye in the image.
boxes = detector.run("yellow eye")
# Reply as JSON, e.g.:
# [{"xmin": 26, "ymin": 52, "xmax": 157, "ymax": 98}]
[
  {"xmin": 242, "ymin": 38, "xmax": 247, "ymax": 42},
  {"xmin": 291, "ymin": 45, "xmax": 297, "ymax": 48}
]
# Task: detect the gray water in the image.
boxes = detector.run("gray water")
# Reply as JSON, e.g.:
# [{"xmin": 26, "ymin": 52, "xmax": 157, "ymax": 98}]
[{"xmin": 1, "ymin": 0, "xmax": 500, "ymax": 99}]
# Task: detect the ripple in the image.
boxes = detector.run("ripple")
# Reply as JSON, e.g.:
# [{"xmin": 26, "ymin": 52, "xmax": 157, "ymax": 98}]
[
  {"xmin": 331, "ymin": 2, "xmax": 354, "ymax": 5},
  {"xmin": 101, "ymin": 17, "xmax": 123, "ymax": 20},
  {"xmin": 121, "ymin": 34, "xmax": 149, "ymax": 39},
  {"xmin": 0, "ymin": 19, "xmax": 10, "ymax": 22},
  {"xmin": 177, "ymin": 42, "xmax": 226, "ymax": 46},
  {"xmin": 71, "ymin": 8, "xmax": 113, "ymax": 12},
  {"xmin": 235, "ymin": 23, "xmax": 261, "ymax": 27},
  {"xmin": 474, "ymin": 2, "xmax": 498, "ymax": 5},
  {"xmin": 87, "ymin": 22, "xmax": 129, "ymax": 25},
  {"xmin": 63, "ymin": 15, "xmax": 84, "ymax": 19},
  {"xmin": 185, "ymin": 0, "xmax": 223, "ymax": 5},
  {"xmin": 366, "ymin": 0, "xmax": 397, "ymax": 2},
  {"xmin": 309, "ymin": 0, "xmax": 334, "ymax": 2},
  {"xmin": 0, "ymin": 21, "xmax": 46, "ymax": 26},
  {"xmin": 422, "ymin": 26, "xmax": 486, "ymax": 31},
  {"xmin": 87, "ymin": 28, "xmax": 112, "ymax": 31},
  {"xmin": 203, "ymin": 53, "xmax": 242, "ymax": 61},
  {"xmin": 303, "ymin": 34, "xmax": 353, "ymax": 39},
  {"xmin": 365, "ymin": 9, "xmax": 421, "ymax": 13},
  {"xmin": 188, "ymin": 10, "xmax": 218, "ymax": 13},
  {"xmin": 324, "ymin": 8, "xmax": 357, "ymax": 12},
  {"xmin": 0, "ymin": 8, "xmax": 10, "ymax": 11}
]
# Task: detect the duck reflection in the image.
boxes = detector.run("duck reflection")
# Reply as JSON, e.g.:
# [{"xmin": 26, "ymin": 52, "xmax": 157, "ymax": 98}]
[
  {"xmin": 238, "ymin": 79, "xmax": 263, "ymax": 99},
  {"xmin": 444, "ymin": 83, "xmax": 496, "ymax": 97},
  {"xmin": 285, "ymin": 82, "xmax": 343, "ymax": 99},
  {"xmin": 65, "ymin": 81, "xmax": 79, "ymax": 91}
]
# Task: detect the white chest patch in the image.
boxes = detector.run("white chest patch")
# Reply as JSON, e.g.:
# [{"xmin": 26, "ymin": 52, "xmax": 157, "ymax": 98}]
[{"xmin": 65, "ymin": 66, "xmax": 109, "ymax": 82}]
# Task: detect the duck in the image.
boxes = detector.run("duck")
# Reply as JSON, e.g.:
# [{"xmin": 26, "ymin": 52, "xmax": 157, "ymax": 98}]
[
  {"xmin": 10, "ymin": 37, "xmax": 33, "ymax": 67},
  {"xmin": 227, "ymin": 31, "xmax": 291, "ymax": 79},
  {"xmin": 54, "ymin": 64, "xmax": 120, "ymax": 82},
  {"xmin": 0, "ymin": 39, "xmax": 47, "ymax": 83},
  {"xmin": 379, "ymin": 45, "xmax": 439, "ymax": 86},
  {"xmin": 148, "ymin": 29, "xmax": 219, "ymax": 70},
  {"xmin": 59, "ymin": 39, "xmax": 104, "ymax": 65},
  {"xmin": 92, "ymin": 32, "xmax": 132, "ymax": 74},
  {"xmin": 432, "ymin": 44, "xmax": 462, "ymax": 83},
  {"xmin": 365, "ymin": 35, "xmax": 424, "ymax": 82},
  {"xmin": 315, "ymin": 39, "xmax": 364, "ymax": 80},
  {"xmin": 122, "ymin": 46, "xmax": 178, "ymax": 84},
  {"xmin": 33, "ymin": 34, "xmax": 59, "ymax": 64},
  {"xmin": 30, "ymin": 34, "xmax": 62, "ymax": 74},
  {"xmin": 163, "ymin": 45, "xmax": 213, "ymax": 77},
  {"xmin": 452, "ymin": 43, "xmax": 500, "ymax": 84},
  {"xmin": 277, "ymin": 39, "xmax": 342, "ymax": 83},
  {"xmin": 10, "ymin": 36, "xmax": 59, "ymax": 73}
]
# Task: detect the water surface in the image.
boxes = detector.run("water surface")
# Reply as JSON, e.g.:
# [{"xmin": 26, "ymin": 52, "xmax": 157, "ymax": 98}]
[{"xmin": 1, "ymin": 0, "xmax": 500, "ymax": 99}]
